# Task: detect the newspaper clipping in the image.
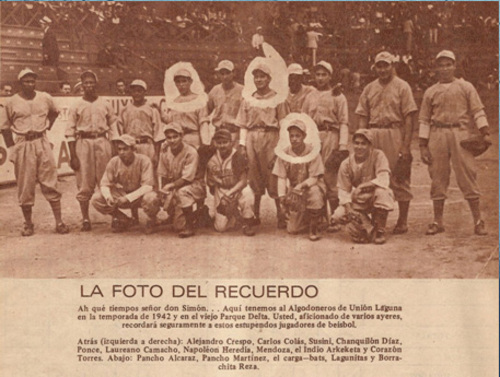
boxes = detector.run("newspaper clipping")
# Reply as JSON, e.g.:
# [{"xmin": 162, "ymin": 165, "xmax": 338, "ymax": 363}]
[{"xmin": 0, "ymin": 1, "xmax": 498, "ymax": 376}]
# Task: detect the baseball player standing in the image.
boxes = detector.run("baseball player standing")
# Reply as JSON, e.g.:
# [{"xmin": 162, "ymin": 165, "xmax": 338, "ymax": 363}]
[
  {"xmin": 235, "ymin": 62, "xmax": 290, "ymax": 228},
  {"xmin": 286, "ymin": 63, "xmax": 317, "ymax": 114},
  {"xmin": 91, "ymin": 134, "xmax": 154, "ymax": 232},
  {"xmin": 207, "ymin": 60, "xmax": 244, "ymax": 147},
  {"xmin": 355, "ymin": 51, "xmax": 418, "ymax": 235},
  {"xmin": 207, "ymin": 129, "xmax": 256, "ymax": 236},
  {"xmin": 0, "ymin": 68, "xmax": 69, "ymax": 236},
  {"xmin": 117, "ymin": 79, "xmax": 164, "ymax": 167},
  {"xmin": 66, "ymin": 70, "xmax": 118, "ymax": 232},
  {"xmin": 419, "ymin": 50, "xmax": 491, "ymax": 236},
  {"xmin": 310, "ymin": 60, "xmax": 349, "ymax": 232}
]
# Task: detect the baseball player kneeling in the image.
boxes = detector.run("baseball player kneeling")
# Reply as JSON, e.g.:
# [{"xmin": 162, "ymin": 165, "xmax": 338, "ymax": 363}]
[
  {"xmin": 142, "ymin": 123, "xmax": 206, "ymax": 238},
  {"xmin": 332, "ymin": 129, "xmax": 395, "ymax": 244},
  {"xmin": 207, "ymin": 129, "xmax": 256, "ymax": 236},
  {"xmin": 91, "ymin": 134, "xmax": 154, "ymax": 232},
  {"xmin": 272, "ymin": 118, "xmax": 326, "ymax": 241}
]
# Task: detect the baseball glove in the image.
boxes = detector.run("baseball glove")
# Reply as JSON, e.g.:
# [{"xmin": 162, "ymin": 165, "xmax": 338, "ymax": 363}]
[
  {"xmin": 346, "ymin": 209, "xmax": 374, "ymax": 243},
  {"xmin": 282, "ymin": 188, "xmax": 306, "ymax": 213},
  {"xmin": 325, "ymin": 150, "xmax": 350, "ymax": 173},
  {"xmin": 216, "ymin": 194, "xmax": 239, "ymax": 218},
  {"xmin": 393, "ymin": 154, "xmax": 413, "ymax": 183},
  {"xmin": 460, "ymin": 135, "xmax": 492, "ymax": 157}
]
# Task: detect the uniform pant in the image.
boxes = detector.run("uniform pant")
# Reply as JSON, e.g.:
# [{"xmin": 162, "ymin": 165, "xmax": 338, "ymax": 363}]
[
  {"xmin": 9, "ymin": 135, "xmax": 61, "ymax": 206},
  {"xmin": 332, "ymin": 187, "xmax": 395, "ymax": 222},
  {"xmin": 91, "ymin": 187, "xmax": 143, "ymax": 216},
  {"xmin": 142, "ymin": 180, "xmax": 206, "ymax": 231},
  {"xmin": 320, "ymin": 129, "xmax": 340, "ymax": 202},
  {"xmin": 213, "ymin": 186, "xmax": 255, "ymax": 232},
  {"xmin": 246, "ymin": 128, "xmax": 279, "ymax": 198},
  {"xmin": 428, "ymin": 127, "xmax": 480, "ymax": 201},
  {"xmin": 370, "ymin": 128, "xmax": 413, "ymax": 202},
  {"xmin": 75, "ymin": 137, "xmax": 112, "ymax": 202},
  {"xmin": 287, "ymin": 184, "xmax": 325, "ymax": 234}
]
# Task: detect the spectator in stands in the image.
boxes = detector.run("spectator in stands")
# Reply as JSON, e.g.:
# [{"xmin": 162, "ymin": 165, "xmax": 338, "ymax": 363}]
[
  {"xmin": 1, "ymin": 84, "xmax": 13, "ymax": 97},
  {"xmin": 60, "ymin": 82, "xmax": 71, "ymax": 95},
  {"xmin": 96, "ymin": 43, "xmax": 115, "ymax": 68},
  {"xmin": 115, "ymin": 79, "xmax": 127, "ymax": 95},
  {"xmin": 251, "ymin": 26, "xmax": 264, "ymax": 55},
  {"xmin": 403, "ymin": 13, "xmax": 415, "ymax": 54},
  {"xmin": 306, "ymin": 27, "xmax": 322, "ymax": 66},
  {"xmin": 40, "ymin": 16, "xmax": 60, "ymax": 67}
]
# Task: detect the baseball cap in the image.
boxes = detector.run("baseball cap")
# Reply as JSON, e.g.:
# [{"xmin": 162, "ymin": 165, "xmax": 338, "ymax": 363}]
[
  {"xmin": 287, "ymin": 119, "xmax": 307, "ymax": 135},
  {"xmin": 215, "ymin": 60, "xmax": 234, "ymax": 72},
  {"xmin": 374, "ymin": 51, "xmax": 394, "ymax": 65},
  {"xmin": 17, "ymin": 68, "xmax": 38, "ymax": 81},
  {"xmin": 353, "ymin": 129, "xmax": 373, "ymax": 144},
  {"xmin": 129, "ymin": 79, "xmax": 147, "ymax": 90},
  {"xmin": 315, "ymin": 61, "xmax": 333, "ymax": 74},
  {"xmin": 252, "ymin": 62, "xmax": 271, "ymax": 77},
  {"xmin": 174, "ymin": 68, "xmax": 192, "ymax": 79},
  {"xmin": 287, "ymin": 63, "xmax": 304, "ymax": 75},
  {"xmin": 163, "ymin": 122, "xmax": 183, "ymax": 135},
  {"xmin": 116, "ymin": 134, "xmax": 136, "ymax": 147},
  {"xmin": 213, "ymin": 129, "xmax": 232, "ymax": 141},
  {"xmin": 256, "ymin": 26, "xmax": 263, "ymax": 31},
  {"xmin": 436, "ymin": 50, "xmax": 456, "ymax": 62},
  {"xmin": 80, "ymin": 70, "xmax": 98, "ymax": 82}
]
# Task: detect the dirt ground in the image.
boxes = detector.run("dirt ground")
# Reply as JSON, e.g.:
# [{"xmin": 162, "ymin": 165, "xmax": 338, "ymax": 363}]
[{"xmin": 0, "ymin": 139, "xmax": 497, "ymax": 280}]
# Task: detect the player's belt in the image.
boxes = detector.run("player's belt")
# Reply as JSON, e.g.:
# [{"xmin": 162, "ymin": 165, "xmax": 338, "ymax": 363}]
[
  {"xmin": 431, "ymin": 121, "xmax": 460, "ymax": 129},
  {"xmin": 317, "ymin": 122, "xmax": 339, "ymax": 131},
  {"xmin": 78, "ymin": 131, "xmax": 107, "ymax": 139},
  {"xmin": 135, "ymin": 136, "xmax": 152, "ymax": 144},
  {"xmin": 22, "ymin": 131, "xmax": 45, "ymax": 141},
  {"xmin": 367, "ymin": 122, "xmax": 401, "ymax": 129},
  {"xmin": 220, "ymin": 124, "xmax": 239, "ymax": 133},
  {"xmin": 252, "ymin": 126, "xmax": 277, "ymax": 132}
]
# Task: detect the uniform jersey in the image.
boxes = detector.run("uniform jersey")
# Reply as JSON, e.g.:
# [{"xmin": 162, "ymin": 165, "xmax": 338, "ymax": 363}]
[
  {"xmin": 100, "ymin": 153, "xmax": 155, "ymax": 202},
  {"xmin": 206, "ymin": 149, "xmax": 247, "ymax": 189},
  {"xmin": 235, "ymin": 90, "xmax": 290, "ymax": 129},
  {"xmin": 0, "ymin": 91, "xmax": 57, "ymax": 135},
  {"xmin": 157, "ymin": 142, "xmax": 199, "ymax": 184},
  {"xmin": 286, "ymin": 85, "xmax": 317, "ymax": 114},
  {"xmin": 355, "ymin": 76, "xmax": 417, "ymax": 125},
  {"xmin": 66, "ymin": 97, "xmax": 118, "ymax": 140},
  {"xmin": 162, "ymin": 94, "xmax": 209, "ymax": 133},
  {"xmin": 272, "ymin": 144, "xmax": 324, "ymax": 188},
  {"xmin": 207, "ymin": 83, "xmax": 243, "ymax": 127},
  {"xmin": 418, "ymin": 78, "xmax": 485, "ymax": 138},
  {"xmin": 337, "ymin": 149, "xmax": 390, "ymax": 205},
  {"xmin": 117, "ymin": 101, "xmax": 164, "ymax": 142},
  {"xmin": 310, "ymin": 89, "xmax": 348, "ymax": 147}
]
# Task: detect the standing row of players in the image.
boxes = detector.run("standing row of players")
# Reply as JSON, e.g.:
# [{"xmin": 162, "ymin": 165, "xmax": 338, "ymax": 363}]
[{"xmin": 0, "ymin": 49, "xmax": 492, "ymax": 243}]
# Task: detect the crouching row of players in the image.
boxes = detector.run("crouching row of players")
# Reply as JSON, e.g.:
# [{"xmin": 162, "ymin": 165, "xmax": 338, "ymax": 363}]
[{"xmin": 93, "ymin": 120, "xmax": 394, "ymax": 244}]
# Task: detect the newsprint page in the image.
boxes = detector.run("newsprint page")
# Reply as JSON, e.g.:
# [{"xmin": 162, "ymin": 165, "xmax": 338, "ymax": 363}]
[{"xmin": 0, "ymin": 1, "xmax": 498, "ymax": 376}]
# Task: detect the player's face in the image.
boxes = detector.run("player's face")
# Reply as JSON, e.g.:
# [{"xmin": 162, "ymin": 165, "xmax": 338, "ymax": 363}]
[
  {"xmin": 116, "ymin": 81, "xmax": 126, "ymax": 94},
  {"xmin": 165, "ymin": 131, "xmax": 182, "ymax": 149},
  {"xmin": 82, "ymin": 76, "xmax": 97, "ymax": 96},
  {"xmin": 353, "ymin": 136, "xmax": 370, "ymax": 160},
  {"xmin": 117, "ymin": 143, "xmax": 134, "ymax": 165},
  {"xmin": 214, "ymin": 138, "xmax": 232, "ymax": 154},
  {"xmin": 315, "ymin": 68, "xmax": 331, "ymax": 89},
  {"xmin": 288, "ymin": 127, "xmax": 306, "ymax": 148},
  {"xmin": 174, "ymin": 76, "xmax": 192, "ymax": 96},
  {"xmin": 20, "ymin": 76, "xmax": 36, "ymax": 95},
  {"xmin": 253, "ymin": 71, "xmax": 271, "ymax": 90},
  {"xmin": 218, "ymin": 69, "xmax": 234, "ymax": 85},
  {"xmin": 130, "ymin": 86, "xmax": 146, "ymax": 103},
  {"xmin": 436, "ymin": 58, "xmax": 456, "ymax": 82},
  {"xmin": 375, "ymin": 61, "xmax": 393, "ymax": 81},
  {"xmin": 288, "ymin": 74, "xmax": 303, "ymax": 94},
  {"xmin": 61, "ymin": 84, "xmax": 71, "ymax": 94}
]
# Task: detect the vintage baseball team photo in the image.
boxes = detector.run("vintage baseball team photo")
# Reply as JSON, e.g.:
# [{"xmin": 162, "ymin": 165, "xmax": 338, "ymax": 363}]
[{"xmin": 0, "ymin": 1, "xmax": 498, "ymax": 279}]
